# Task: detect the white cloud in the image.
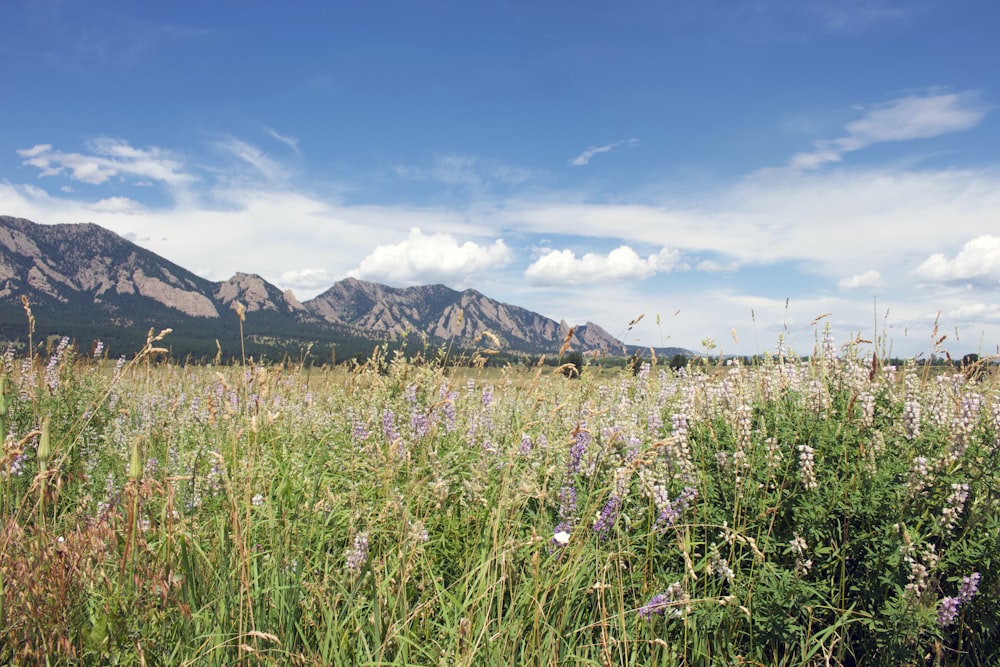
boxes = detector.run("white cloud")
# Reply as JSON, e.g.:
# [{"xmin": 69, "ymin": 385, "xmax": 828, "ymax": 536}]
[
  {"xmin": 264, "ymin": 127, "xmax": 301, "ymax": 154},
  {"xmin": 504, "ymin": 168, "xmax": 1000, "ymax": 282},
  {"xmin": 524, "ymin": 245, "xmax": 685, "ymax": 285},
  {"xmin": 838, "ymin": 269, "xmax": 882, "ymax": 290},
  {"xmin": 696, "ymin": 259, "xmax": 739, "ymax": 272},
  {"xmin": 348, "ymin": 228, "xmax": 513, "ymax": 286},
  {"xmin": 279, "ymin": 268, "xmax": 332, "ymax": 290},
  {"xmin": 569, "ymin": 138, "xmax": 638, "ymax": 167},
  {"xmin": 88, "ymin": 196, "xmax": 141, "ymax": 213},
  {"xmin": 915, "ymin": 235, "xmax": 1000, "ymax": 285},
  {"xmin": 788, "ymin": 91, "xmax": 985, "ymax": 169},
  {"xmin": 214, "ymin": 137, "xmax": 286, "ymax": 181},
  {"xmin": 394, "ymin": 154, "xmax": 533, "ymax": 188},
  {"xmin": 946, "ymin": 302, "xmax": 1000, "ymax": 322},
  {"xmin": 17, "ymin": 138, "xmax": 193, "ymax": 188}
]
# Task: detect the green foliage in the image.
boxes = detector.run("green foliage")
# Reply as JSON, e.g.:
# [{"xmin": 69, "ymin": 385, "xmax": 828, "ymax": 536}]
[{"xmin": 1, "ymin": 338, "xmax": 999, "ymax": 664}]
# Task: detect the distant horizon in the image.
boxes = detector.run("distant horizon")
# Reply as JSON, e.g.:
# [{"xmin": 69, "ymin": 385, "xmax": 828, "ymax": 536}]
[{"xmin": 2, "ymin": 1, "xmax": 999, "ymax": 358}]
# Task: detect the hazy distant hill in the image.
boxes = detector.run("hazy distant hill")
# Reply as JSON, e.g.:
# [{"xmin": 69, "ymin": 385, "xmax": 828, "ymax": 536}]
[{"xmin": 0, "ymin": 215, "xmax": 690, "ymax": 361}]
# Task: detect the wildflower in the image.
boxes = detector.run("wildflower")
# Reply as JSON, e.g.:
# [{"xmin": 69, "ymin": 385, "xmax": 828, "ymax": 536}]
[
  {"xmin": 790, "ymin": 532, "xmax": 812, "ymax": 576},
  {"xmin": 959, "ymin": 572, "xmax": 981, "ymax": 602},
  {"xmin": 567, "ymin": 427, "xmax": 589, "ymax": 474},
  {"xmin": 382, "ymin": 409, "xmax": 399, "ymax": 441},
  {"xmin": 638, "ymin": 582, "xmax": 685, "ymax": 621},
  {"xmin": 937, "ymin": 571, "xmax": 981, "ymax": 627},
  {"xmin": 552, "ymin": 530, "xmax": 570, "ymax": 547},
  {"xmin": 938, "ymin": 596, "xmax": 962, "ymax": 626},
  {"xmin": 797, "ymin": 444, "xmax": 817, "ymax": 490},
  {"xmin": 409, "ymin": 520, "xmax": 429, "ymax": 543},
  {"xmin": 905, "ymin": 456, "xmax": 932, "ymax": 498},
  {"xmin": 344, "ymin": 531, "xmax": 370, "ymax": 577},
  {"xmin": 251, "ymin": 493, "xmax": 265, "ymax": 507},
  {"xmin": 592, "ymin": 495, "xmax": 622, "ymax": 539},
  {"xmin": 558, "ymin": 484, "xmax": 577, "ymax": 526},
  {"xmin": 940, "ymin": 483, "xmax": 969, "ymax": 533},
  {"xmin": 903, "ymin": 399, "xmax": 921, "ymax": 440}
]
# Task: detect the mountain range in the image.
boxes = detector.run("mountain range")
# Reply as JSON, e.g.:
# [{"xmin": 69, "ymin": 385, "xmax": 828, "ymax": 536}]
[{"xmin": 0, "ymin": 215, "xmax": 687, "ymax": 362}]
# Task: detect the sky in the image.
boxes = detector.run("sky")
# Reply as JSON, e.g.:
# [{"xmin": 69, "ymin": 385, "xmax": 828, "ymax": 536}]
[{"xmin": 1, "ymin": 0, "xmax": 999, "ymax": 359}]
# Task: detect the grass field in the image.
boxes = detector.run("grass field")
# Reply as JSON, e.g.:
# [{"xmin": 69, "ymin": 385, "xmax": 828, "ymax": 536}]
[{"xmin": 2, "ymin": 328, "xmax": 999, "ymax": 665}]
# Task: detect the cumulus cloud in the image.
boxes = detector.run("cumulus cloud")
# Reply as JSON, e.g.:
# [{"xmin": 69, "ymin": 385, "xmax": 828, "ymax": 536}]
[
  {"xmin": 915, "ymin": 235, "xmax": 1000, "ymax": 285},
  {"xmin": 569, "ymin": 138, "xmax": 638, "ymax": 167},
  {"xmin": 788, "ymin": 91, "xmax": 986, "ymax": 169},
  {"xmin": 838, "ymin": 269, "xmax": 882, "ymax": 290},
  {"xmin": 17, "ymin": 138, "xmax": 193, "ymax": 188},
  {"xmin": 279, "ymin": 268, "xmax": 333, "ymax": 291},
  {"xmin": 524, "ymin": 245, "xmax": 685, "ymax": 285},
  {"xmin": 946, "ymin": 302, "xmax": 1000, "ymax": 322},
  {"xmin": 348, "ymin": 228, "xmax": 513, "ymax": 285}
]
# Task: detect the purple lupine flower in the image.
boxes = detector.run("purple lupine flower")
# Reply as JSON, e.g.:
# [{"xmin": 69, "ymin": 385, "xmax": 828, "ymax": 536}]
[
  {"xmin": 639, "ymin": 593, "xmax": 671, "ymax": 620},
  {"xmin": 344, "ymin": 531, "xmax": 370, "ymax": 577},
  {"xmin": 410, "ymin": 410, "xmax": 430, "ymax": 438},
  {"xmin": 382, "ymin": 409, "xmax": 399, "ymax": 441},
  {"xmin": 593, "ymin": 495, "xmax": 622, "ymax": 539},
  {"xmin": 568, "ymin": 428, "xmax": 590, "ymax": 474},
  {"xmin": 351, "ymin": 419, "xmax": 370, "ymax": 444},
  {"xmin": 938, "ymin": 571, "xmax": 981, "ymax": 626},
  {"xmin": 959, "ymin": 572, "xmax": 981, "ymax": 603},
  {"xmin": 657, "ymin": 486, "xmax": 697, "ymax": 527},
  {"xmin": 638, "ymin": 582, "xmax": 684, "ymax": 621},
  {"xmin": 938, "ymin": 596, "xmax": 962, "ymax": 627},
  {"xmin": 93, "ymin": 340, "xmax": 104, "ymax": 359},
  {"xmin": 519, "ymin": 433, "xmax": 533, "ymax": 455}
]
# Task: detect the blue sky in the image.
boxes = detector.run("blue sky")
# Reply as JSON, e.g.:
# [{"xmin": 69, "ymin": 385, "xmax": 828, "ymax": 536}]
[{"xmin": 2, "ymin": 0, "xmax": 999, "ymax": 358}]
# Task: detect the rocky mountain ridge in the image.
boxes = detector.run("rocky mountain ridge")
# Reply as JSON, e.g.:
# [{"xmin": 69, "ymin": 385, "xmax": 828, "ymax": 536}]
[{"xmin": 0, "ymin": 215, "xmax": 640, "ymax": 358}]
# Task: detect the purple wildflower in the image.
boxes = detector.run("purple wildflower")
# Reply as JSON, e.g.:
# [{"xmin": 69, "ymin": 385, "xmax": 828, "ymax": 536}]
[
  {"xmin": 938, "ymin": 571, "xmax": 981, "ymax": 627},
  {"xmin": 638, "ymin": 582, "xmax": 684, "ymax": 621},
  {"xmin": 345, "ymin": 531, "xmax": 370, "ymax": 577},
  {"xmin": 938, "ymin": 596, "xmax": 962, "ymax": 627},
  {"xmin": 382, "ymin": 409, "xmax": 399, "ymax": 441},
  {"xmin": 568, "ymin": 427, "xmax": 590, "ymax": 474},
  {"xmin": 959, "ymin": 572, "xmax": 981, "ymax": 603},
  {"xmin": 593, "ymin": 495, "xmax": 622, "ymax": 539},
  {"xmin": 657, "ymin": 486, "xmax": 697, "ymax": 527}
]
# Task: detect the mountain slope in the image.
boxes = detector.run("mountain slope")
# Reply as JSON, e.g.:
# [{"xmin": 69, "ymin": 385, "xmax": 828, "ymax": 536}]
[
  {"xmin": 305, "ymin": 278, "xmax": 623, "ymax": 353},
  {"xmin": 0, "ymin": 215, "xmax": 664, "ymax": 359}
]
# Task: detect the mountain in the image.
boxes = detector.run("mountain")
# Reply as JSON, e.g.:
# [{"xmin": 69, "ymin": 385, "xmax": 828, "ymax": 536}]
[
  {"xmin": 0, "ymin": 215, "xmax": 679, "ymax": 360},
  {"xmin": 307, "ymin": 277, "xmax": 622, "ymax": 353}
]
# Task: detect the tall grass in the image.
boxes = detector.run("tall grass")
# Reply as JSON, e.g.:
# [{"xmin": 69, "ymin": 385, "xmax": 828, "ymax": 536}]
[{"xmin": 1, "ymin": 329, "xmax": 998, "ymax": 665}]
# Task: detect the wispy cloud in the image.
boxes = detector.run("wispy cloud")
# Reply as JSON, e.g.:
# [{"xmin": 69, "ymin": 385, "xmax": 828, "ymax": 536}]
[
  {"xmin": 788, "ymin": 91, "xmax": 986, "ymax": 169},
  {"xmin": 264, "ymin": 127, "xmax": 301, "ymax": 154},
  {"xmin": 568, "ymin": 138, "xmax": 638, "ymax": 167},
  {"xmin": 394, "ymin": 154, "xmax": 533, "ymax": 188},
  {"xmin": 17, "ymin": 138, "xmax": 194, "ymax": 188},
  {"xmin": 525, "ymin": 245, "xmax": 685, "ymax": 285},
  {"xmin": 213, "ymin": 137, "xmax": 287, "ymax": 181},
  {"xmin": 348, "ymin": 227, "xmax": 513, "ymax": 286}
]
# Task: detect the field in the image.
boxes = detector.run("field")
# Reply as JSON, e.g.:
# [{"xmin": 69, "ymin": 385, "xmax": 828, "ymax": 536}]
[{"xmin": 2, "ymin": 329, "xmax": 999, "ymax": 665}]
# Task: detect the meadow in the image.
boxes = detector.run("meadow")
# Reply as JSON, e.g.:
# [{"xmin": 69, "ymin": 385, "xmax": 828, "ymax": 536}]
[{"xmin": 1, "ymin": 327, "xmax": 999, "ymax": 665}]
